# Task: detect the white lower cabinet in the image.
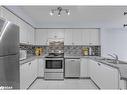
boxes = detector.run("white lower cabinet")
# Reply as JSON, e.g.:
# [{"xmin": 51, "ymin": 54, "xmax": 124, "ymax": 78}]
[
  {"xmin": 89, "ymin": 59, "xmax": 119, "ymax": 89},
  {"xmin": 37, "ymin": 58, "xmax": 44, "ymax": 77},
  {"xmin": 80, "ymin": 58, "xmax": 89, "ymax": 78},
  {"xmin": 20, "ymin": 62, "xmax": 30, "ymax": 89},
  {"xmin": 20, "ymin": 59, "xmax": 38, "ymax": 89}
]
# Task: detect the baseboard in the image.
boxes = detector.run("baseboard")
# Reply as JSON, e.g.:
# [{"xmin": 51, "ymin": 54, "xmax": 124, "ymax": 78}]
[
  {"xmin": 37, "ymin": 77, "xmax": 44, "ymax": 79},
  {"xmin": 90, "ymin": 77, "xmax": 100, "ymax": 89},
  {"xmin": 80, "ymin": 77, "xmax": 91, "ymax": 79},
  {"xmin": 27, "ymin": 77, "xmax": 38, "ymax": 90}
]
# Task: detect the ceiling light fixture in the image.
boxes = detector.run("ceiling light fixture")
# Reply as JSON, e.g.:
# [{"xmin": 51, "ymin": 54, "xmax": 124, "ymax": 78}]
[{"xmin": 49, "ymin": 7, "xmax": 70, "ymax": 16}]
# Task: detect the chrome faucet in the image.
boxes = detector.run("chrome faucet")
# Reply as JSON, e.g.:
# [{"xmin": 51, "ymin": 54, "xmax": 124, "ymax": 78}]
[{"xmin": 108, "ymin": 53, "xmax": 119, "ymax": 64}]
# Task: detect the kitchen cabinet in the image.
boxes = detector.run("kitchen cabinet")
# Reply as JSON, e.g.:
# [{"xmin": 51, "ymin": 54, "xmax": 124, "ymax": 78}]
[
  {"xmin": 35, "ymin": 29, "xmax": 48, "ymax": 45},
  {"xmin": 89, "ymin": 59, "xmax": 119, "ymax": 89},
  {"xmin": 20, "ymin": 62, "xmax": 30, "ymax": 89},
  {"xmin": 0, "ymin": 7, "xmax": 18, "ymax": 25},
  {"xmin": 89, "ymin": 59, "xmax": 100, "ymax": 87},
  {"xmin": 82, "ymin": 29, "xmax": 100, "ymax": 45},
  {"xmin": 99, "ymin": 62, "xmax": 119, "ymax": 89},
  {"xmin": 17, "ymin": 17, "xmax": 35, "ymax": 44},
  {"xmin": 0, "ymin": 7, "xmax": 35, "ymax": 44},
  {"xmin": 64, "ymin": 29, "xmax": 82, "ymax": 45},
  {"xmin": 27, "ymin": 24, "xmax": 35, "ymax": 44},
  {"xmin": 37, "ymin": 58, "xmax": 44, "ymax": 77},
  {"xmin": 72, "ymin": 29, "xmax": 83, "ymax": 45},
  {"xmin": 47, "ymin": 29, "xmax": 64, "ymax": 39},
  {"xmin": 82, "ymin": 29, "xmax": 90, "ymax": 45},
  {"xmin": 64, "ymin": 29, "xmax": 73, "ymax": 45},
  {"xmin": 64, "ymin": 29, "xmax": 100, "ymax": 45},
  {"xmin": 89, "ymin": 29, "xmax": 100, "ymax": 45},
  {"xmin": 20, "ymin": 59, "xmax": 38, "ymax": 89},
  {"xmin": 29, "ymin": 59, "xmax": 38, "ymax": 82},
  {"xmin": 80, "ymin": 58, "xmax": 89, "ymax": 78}
]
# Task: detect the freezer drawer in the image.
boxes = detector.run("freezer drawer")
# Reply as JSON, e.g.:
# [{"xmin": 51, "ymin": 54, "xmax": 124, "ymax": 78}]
[{"xmin": 65, "ymin": 58, "xmax": 80, "ymax": 78}]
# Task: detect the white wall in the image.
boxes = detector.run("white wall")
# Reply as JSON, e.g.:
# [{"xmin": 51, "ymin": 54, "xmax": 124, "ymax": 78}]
[{"xmin": 101, "ymin": 28, "xmax": 127, "ymax": 62}]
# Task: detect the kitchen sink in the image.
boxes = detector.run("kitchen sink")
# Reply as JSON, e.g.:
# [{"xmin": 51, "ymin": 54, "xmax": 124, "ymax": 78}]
[{"xmin": 99, "ymin": 58, "xmax": 118, "ymax": 64}]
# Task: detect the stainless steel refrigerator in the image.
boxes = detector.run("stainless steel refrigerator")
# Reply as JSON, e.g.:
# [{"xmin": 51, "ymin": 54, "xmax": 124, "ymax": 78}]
[{"xmin": 0, "ymin": 18, "xmax": 20, "ymax": 89}]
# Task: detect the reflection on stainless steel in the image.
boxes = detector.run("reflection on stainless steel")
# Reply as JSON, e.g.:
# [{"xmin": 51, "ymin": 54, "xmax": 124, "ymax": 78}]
[{"xmin": 0, "ymin": 18, "xmax": 19, "ymax": 89}]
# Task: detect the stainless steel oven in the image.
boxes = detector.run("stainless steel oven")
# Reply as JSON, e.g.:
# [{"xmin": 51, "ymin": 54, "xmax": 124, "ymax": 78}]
[{"xmin": 44, "ymin": 58, "xmax": 64, "ymax": 80}]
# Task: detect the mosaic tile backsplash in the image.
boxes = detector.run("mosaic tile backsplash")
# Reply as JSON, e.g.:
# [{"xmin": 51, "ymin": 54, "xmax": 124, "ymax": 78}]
[{"xmin": 20, "ymin": 44, "xmax": 101, "ymax": 56}]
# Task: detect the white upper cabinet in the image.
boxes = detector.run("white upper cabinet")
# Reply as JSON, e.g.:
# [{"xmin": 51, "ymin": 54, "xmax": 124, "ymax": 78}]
[
  {"xmin": 0, "ymin": 7, "xmax": 35, "ymax": 45},
  {"xmin": 35, "ymin": 29, "xmax": 48, "ymax": 45},
  {"xmin": 47, "ymin": 29, "xmax": 64, "ymax": 39},
  {"xmin": 17, "ymin": 17, "xmax": 28, "ymax": 44},
  {"xmin": 0, "ymin": 7, "xmax": 17, "ymax": 25},
  {"xmin": 64, "ymin": 29, "xmax": 73, "ymax": 45},
  {"xmin": 26, "ymin": 24, "xmax": 35, "ymax": 44},
  {"xmin": 89, "ymin": 29, "xmax": 100, "ymax": 45},
  {"xmin": 82, "ymin": 29, "xmax": 91, "ymax": 45},
  {"xmin": 64, "ymin": 29, "xmax": 100, "ymax": 45},
  {"xmin": 82, "ymin": 29, "xmax": 100, "ymax": 45},
  {"xmin": 72, "ymin": 29, "xmax": 83, "ymax": 45}
]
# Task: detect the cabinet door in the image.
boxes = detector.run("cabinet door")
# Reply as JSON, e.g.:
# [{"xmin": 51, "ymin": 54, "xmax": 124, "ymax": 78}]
[
  {"xmin": 35, "ymin": 29, "xmax": 48, "ymax": 45},
  {"xmin": 72, "ymin": 29, "xmax": 83, "ymax": 45},
  {"xmin": 37, "ymin": 58, "xmax": 44, "ymax": 77},
  {"xmin": 64, "ymin": 29, "xmax": 73, "ymax": 45},
  {"xmin": 80, "ymin": 58, "xmax": 89, "ymax": 77},
  {"xmin": 89, "ymin": 59, "xmax": 100, "ymax": 87},
  {"xmin": 0, "ymin": 7, "xmax": 17, "ymax": 25},
  {"xmin": 20, "ymin": 62, "xmax": 30, "ymax": 89},
  {"xmin": 27, "ymin": 25, "xmax": 35, "ymax": 45},
  {"xmin": 99, "ymin": 63, "xmax": 119, "ymax": 89},
  {"xmin": 17, "ymin": 17, "xmax": 28, "ymax": 44},
  {"xmin": 82, "ymin": 29, "xmax": 90, "ymax": 45},
  {"xmin": 89, "ymin": 29, "xmax": 100, "ymax": 45},
  {"xmin": 29, "ymin": 59, "xmax": 38, "ymax": 83},
  {"xmin": 48, "ymin": 29, "xmax": 64, "ymax": 39}
]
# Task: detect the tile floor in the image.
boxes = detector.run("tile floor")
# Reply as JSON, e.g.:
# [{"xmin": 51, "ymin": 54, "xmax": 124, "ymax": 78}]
[{"xmin": 29, "ymin": 79, "xmax": 98, "ymax": 89}]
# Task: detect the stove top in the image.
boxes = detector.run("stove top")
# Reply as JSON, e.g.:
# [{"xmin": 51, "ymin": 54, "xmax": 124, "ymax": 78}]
[{"xmin": 45, "ymin": 53, "xmax": 64, "ymax": 58}]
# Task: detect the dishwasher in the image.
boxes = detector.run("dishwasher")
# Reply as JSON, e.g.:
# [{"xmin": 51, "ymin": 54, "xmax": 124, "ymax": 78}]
[{"xmin": 65, "ymin": 58, "xmax": 80, "ymax": 78}]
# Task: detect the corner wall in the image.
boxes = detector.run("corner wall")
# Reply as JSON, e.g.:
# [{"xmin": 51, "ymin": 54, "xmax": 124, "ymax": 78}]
[{"xmin": 101, "ymin": 28, "xmax": 127, "ymax": 62}]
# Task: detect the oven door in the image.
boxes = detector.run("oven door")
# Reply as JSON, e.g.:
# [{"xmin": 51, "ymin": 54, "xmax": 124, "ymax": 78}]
[{"xmin": 44, "ymin": 58, "xmax": 64, "ymax": 73}]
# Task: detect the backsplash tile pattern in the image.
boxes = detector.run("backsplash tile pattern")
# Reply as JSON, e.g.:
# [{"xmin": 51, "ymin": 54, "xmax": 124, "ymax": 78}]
[
  {"xmin": 64, "ymin": 45, "xmax": 101, "ymax": 56},
  {"xmin": 20, "ymin": 44, "xmax": 35, "ymax": 54},
  {"xmin": 20, "ymin": 44, "xmax": 101, "ymax": 56}
]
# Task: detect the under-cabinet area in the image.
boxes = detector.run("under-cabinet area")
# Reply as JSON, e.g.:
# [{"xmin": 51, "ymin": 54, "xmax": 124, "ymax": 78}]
[{"xmin": 0, "ymin": 6, "xmax": 127, "ymax": 90}]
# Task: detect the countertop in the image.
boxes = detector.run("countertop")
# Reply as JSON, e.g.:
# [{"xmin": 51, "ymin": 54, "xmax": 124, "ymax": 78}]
[
  {"xmin": 20, "ymin": 55, "xmax": 46, "ymax": 65},
  {"xmin": 20, "ymin": 54, "xmax": 127, "ymax": 81},
  {"xmin": 64, "ymin": 55, "xmax": 127, "ymax": 81},
  {"xmin": 91, "ymin": 57, "xmax": 127, "ymax": 81}
]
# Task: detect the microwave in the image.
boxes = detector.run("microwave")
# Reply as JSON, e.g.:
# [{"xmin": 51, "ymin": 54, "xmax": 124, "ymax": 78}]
[{"xmin": 20, "ymin": 50, "xmax": 27, "ymax": 60}]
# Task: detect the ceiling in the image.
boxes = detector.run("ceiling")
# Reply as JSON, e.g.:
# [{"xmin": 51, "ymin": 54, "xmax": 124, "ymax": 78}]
[{"xmin": 5, "ymin": 6, "xmax": 127, "ymax": 28}]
